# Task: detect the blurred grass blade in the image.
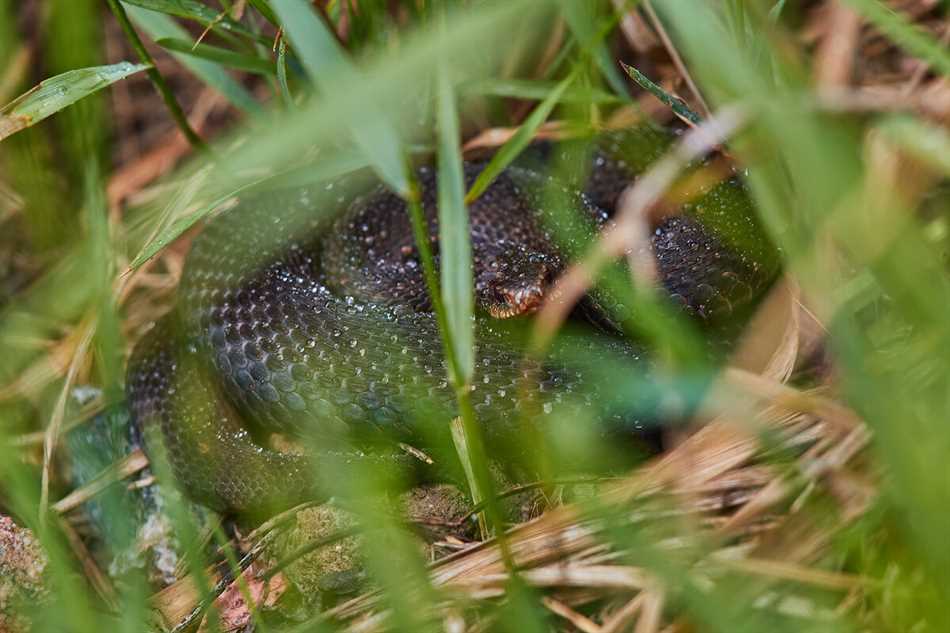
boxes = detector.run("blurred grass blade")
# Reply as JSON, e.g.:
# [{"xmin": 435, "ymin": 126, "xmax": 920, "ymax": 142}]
[
  {"xmin": 271, "ymin": 0, "xmax": 346, "ymax": 73},
  {"xmin": 450, "ymin": 417, "xmax": 487, "ymax": 536},
  {"xmin": 109, "ymin": 0, "xmax": 207, "ymax": 151},
  {"xmin": 276, "ymin": 37, "xmax": 293, "ymax": 108},
  {"xmin": 768, "ymin": 0, "xmax": 788, "ymax": 22},
  {"xmin": 156, "ymin": 38, "xmax": 275, "ymax": 75},
  {"xmin": 465, "ymin": 73, "xmax": 573, "ymax": 204},
  {"xmin": 878, "ymin": 117, "xmax": 950, "ymax": 175},
  {"xmin": 436, "ymin": 68, "xmax": 473, "ymax": 385},
  {"xmin": 0, "ymin": 61, "xmax": 148, "ymax": 142},
  {"xmin": 120, "ymin": 0, "xmax": 258, "ymax": 39},
  {"xmin": 246, "ymin": 0, "xmax": 278, "ymax": 25},
  {"xmin": 558, "ymin": 0, "xmax": 627, "ymax": 97},
  {"xmin": 620, "ymin": 62, "xmax": 702, "ymax": 125},
  {"xmin": 219, "ymin": 0, "xmax": 537, "ymax": 187},
  {"xmin": 462, "ymin": 78, "xmax": 621, "ymax": 104},
  {"xmin": 271, "ymin": 0, "xmax": 409, "ymax": 195},
  {"xmin": 124, "ymin": 5, "xmax": 262, "ymax": 115},
  {"xmin": 843, "ymin": 0, "xmax": 950, "ymax": 77},
  {"xmin": 129, "ymin": 151, "xmax": 366, "ymax": 270}
]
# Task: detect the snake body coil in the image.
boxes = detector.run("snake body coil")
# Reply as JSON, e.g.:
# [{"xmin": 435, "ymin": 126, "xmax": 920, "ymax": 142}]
[{"xmin": 127, "ymin": 130, "xmax": 776, "ymax": 515}]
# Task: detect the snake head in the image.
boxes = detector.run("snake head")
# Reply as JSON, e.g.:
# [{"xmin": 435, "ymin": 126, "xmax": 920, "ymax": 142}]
[{"xmin": 479, "ymin": 252, "xmax": 558, "ymax": 319}]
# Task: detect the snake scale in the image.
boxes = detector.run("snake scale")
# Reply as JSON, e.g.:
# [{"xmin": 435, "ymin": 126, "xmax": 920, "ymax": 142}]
[{"xmin": 126, "ymin": 127, "xmax": 777, "ymax": 516}]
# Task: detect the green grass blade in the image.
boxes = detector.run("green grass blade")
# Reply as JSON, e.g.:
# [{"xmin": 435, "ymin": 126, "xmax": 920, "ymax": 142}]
[
  {"xmin": 464, "ymin": 73, "xmax": 573, "ymax": 204},
  {"xmin": 109, "ymin": 0, "xmax": 208, "ymax": 151},
  {"xmin": 0, "ymin": 61, "xmax": 148, "ymax": 142},
  {"xmin": 843, "ymin": 0, "xmax": 950, "ymax": 77},
  {"xmin": 216, "ymin": 0, "xmax": 539, "ymax": 184},
  {"xmin": 45, "ymin": 0, "xmax": 109, "ymax": 169},
  {"xmin": 128, "ymin": 203, "xmax": 210, "ymax": 272},
  {"xmin": 245, "ymin": 0, "xmax": 278, "ymax": 25},
  {"xmin": 462, "ymin": 77, "xmax": 621, "ymax": 104},
  {"xmin": 270, "ymin": 0, "xmax": 409, "ymax": 195},
  {"xmin": 449, "ymin": 417, "xmax": 487, "ymax": 536},
  {"xmin": 436, "ymin": 68, "xmax": 473, "ymax": 385},
  {"xmin": 156, "ymin": 38, "xmax": 275, "ymax": 75},
  {"xmin": 620, "ymin": 62, "xmax": 703, "ymax": 125},
  {"xmin": 128, "ymin": 151, "xmax": 366, "ymax": 270},
  {"xmin": 271, "ymin": 0, "xmax": 347, "ymax": 74},
  {"xmin": 120, "ymin": 0, "xmax": 258, "ymax": 39},
  {"xmin": 558, "ymin": 0, "xmax": 628, "ymax": 97},
  {"xmin": 276, "ymin": 37, "xmax": 294, "ymax": 107},
  {"xmin": 124, "ymin": 4, "xmax": 263, "ymax": 115}
]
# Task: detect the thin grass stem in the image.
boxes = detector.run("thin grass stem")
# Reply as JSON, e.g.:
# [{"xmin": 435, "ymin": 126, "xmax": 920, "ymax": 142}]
[
  {"xmin": 403, "ymin": 173, "xmax": 517, "ymax": 571},
  {"xmin": 105, "ymin": 0, "xmax": 208, "ymax": 153}
]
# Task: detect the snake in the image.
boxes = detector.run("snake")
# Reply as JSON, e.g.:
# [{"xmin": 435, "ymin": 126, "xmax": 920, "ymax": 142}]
[{"xmin": 126, "ymin": 127, "xmax": 777, "ymax": 517}]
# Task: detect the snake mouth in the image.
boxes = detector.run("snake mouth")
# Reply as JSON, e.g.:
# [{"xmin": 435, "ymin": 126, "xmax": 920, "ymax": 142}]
[
  {"xmin": 487, "ymin": 285, "xmax": 546, "ymax": 318},
  {"xmin": 485, "ymin": 261, "xmax": 554, "ymax": 319}
]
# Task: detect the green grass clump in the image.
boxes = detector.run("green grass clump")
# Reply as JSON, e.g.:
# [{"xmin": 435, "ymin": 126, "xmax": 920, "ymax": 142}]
[{"xmin": 0, "ymin": 1, "xmax": 949, "ymax": 631}]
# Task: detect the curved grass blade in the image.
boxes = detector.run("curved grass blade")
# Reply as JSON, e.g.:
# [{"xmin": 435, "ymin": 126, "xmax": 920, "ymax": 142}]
[
  {"xmin": 125, "ymin": 5, "xmax": 262, "ymax": 115},
  {"xmin": 843, "ymin": 0, "xmax": 950, "ymax": 77},
  {"xmin": 436, "ymin": 69, "xmax": 473, "ymax": 385},
  {"xmin": 156, "ymin": 38, "xmax": 274, "ymax": 75},
  {"xmin": 465, "ymin": 73, "xmax": 573, "ymax": 204},
  {"xmin": 218, "ymin": 0, "xmax": 540, "ymax": 187},
  {"xmin": 0, "ymin": 61, "xmax": 148, "ymax": 142},
  {"xmin": 120, "ymin": 0, "xmax": 258, "ymax": 40},
  {"xmin": 128, "ymin": 150, "xmax": 367, "ymax": 270},
  {"xmin": 271, "ymin": 0, "xmax": 409, "ymax": 195}
]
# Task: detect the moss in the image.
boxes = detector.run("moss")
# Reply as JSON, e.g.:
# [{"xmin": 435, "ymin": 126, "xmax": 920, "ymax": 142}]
[{"xmin": 268, "ymin": 505, "xmax": 363, "ymax": 607}]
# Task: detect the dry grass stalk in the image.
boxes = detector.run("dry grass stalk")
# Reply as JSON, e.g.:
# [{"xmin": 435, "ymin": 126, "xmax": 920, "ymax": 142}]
[
  {"xmin": 634, "ymin": 590, "xmax": 663, "ymax": 633},
  {"xmin": 814, "ymin": 1, "xmax": 862, "ymax": 89},
  {"xmin": 641, "ymin": 0, "xmax": 710, "ymax": 119},
  {"xmin": 461, "ymin": 121, "xmax": 570, "ymax": 153},
  {"xmin": 323, "ymin": 402, "xmax": 869, "ymax": 630},
  {"xmin": 51, "ymin": 448, "xmax": 148, "ymax": 515},
  {"xmin": 40, "ymin": 314, "xmax": 98, "ymax": 519},
  {"xmin": 315, "ymin": 277, "xmax": 871, "ymax": 633},
  {"xmin": 0, "ymin": 326, "xmax": 80, "ymax": 402},
  {"xmin": 9, "ymin": 398, "xmax": 105, "ymax": 448},
  {"xmin": 58, "ymin": 515, "xmax": 119, "ymax": 611},
  {"xmin": 600, "ymin": 593, "xmax": 645, "ymax": 633},
  {"xmin": 23, "ymin": 3, "xmax": 931, "ymax": 628},
  {"xmin": 714, "ymin": 557, "xmax": 864, "ymax": 591},
  {"xmin": 531, "ymin": 106, "xmax": 747, "ymax": 352},
  {"xmin": 107, "ymin": 88, "xmax": 225, "ymax": 219},
  {"xmin": 542, "ymin": 596, "xmax": 602, "ymax": 633},
  {"xmin": 611, "ymin": 1, "xmax": 657, "ymax": 54}
]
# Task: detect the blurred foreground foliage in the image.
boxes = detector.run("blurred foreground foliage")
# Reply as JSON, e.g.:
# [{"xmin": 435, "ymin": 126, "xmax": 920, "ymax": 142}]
[{"xmin": 0, "ymin": 0, "xmax": 949, "ymax": 631}]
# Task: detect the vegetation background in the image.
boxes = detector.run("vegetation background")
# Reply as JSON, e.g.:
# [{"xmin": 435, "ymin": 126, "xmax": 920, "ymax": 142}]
[{"xmin": 0, "ymin": 0, "xmax": 949, "ymax": 631}]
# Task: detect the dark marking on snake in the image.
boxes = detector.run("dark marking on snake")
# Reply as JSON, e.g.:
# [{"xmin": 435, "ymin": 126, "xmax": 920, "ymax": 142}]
[{"xmin": 126, "ymin": 128, "xmax": 778, "ymax": 516}]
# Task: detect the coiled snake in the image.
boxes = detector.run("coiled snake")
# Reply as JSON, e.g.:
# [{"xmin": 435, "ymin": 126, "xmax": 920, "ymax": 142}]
[{"xmin": 126, "ymin": 128, "xmax": 776, "ymax": 516}]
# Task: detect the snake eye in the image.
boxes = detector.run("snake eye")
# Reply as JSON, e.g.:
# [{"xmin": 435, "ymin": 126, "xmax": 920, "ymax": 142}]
[{"xmin": 485, "ymin": 258, "xmax": 555, "ymax": 319}]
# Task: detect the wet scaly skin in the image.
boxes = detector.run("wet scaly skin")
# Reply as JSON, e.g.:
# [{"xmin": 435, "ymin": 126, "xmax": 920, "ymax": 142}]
[{"xmin": 126, "ymin": 130, "xmax": 777, "ymax": 516}]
